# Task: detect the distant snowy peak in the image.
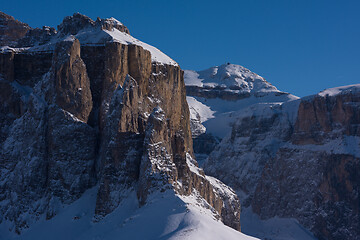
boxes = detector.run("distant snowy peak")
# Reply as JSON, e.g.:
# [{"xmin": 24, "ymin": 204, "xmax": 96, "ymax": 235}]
[
  {"xmin": 184, "ymin": 63, "xmax": 298, "ymax": 138},
  {"xmin": 184, "ymin": 64, "xmax": 281, "ymax": 94},
  {"xmin": 318, "ymin": 84, "xmax": 360, "ymax": 97}
]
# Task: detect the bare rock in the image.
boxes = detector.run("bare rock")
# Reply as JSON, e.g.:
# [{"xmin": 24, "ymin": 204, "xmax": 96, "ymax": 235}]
[
  {"xmin": 137, "ymin": 107, "xmax": 178, "ymax": 204},
  {"xmin": 0, "ymin": 11, "xmax": 30, "ymax": 46},
  {"xmin": 53, "ymin": 38, "xmax": 93, "ymax": 122},
  {"xmin": 57, "ymin": 13, "xmax": 95, "ymax": 36},
  {"xmin": 96, "ymin": 17, "xmax": 130, "ymax": 34},
  {"xmin": 17, "ymin": 26, "xmax": 56, "ymax": 47}
]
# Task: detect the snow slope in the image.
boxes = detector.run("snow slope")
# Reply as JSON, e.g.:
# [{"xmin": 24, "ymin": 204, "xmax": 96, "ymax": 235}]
[
  {"xmin": 241, "ymin": 207, "xmax": 316, "ymax": 240},
  {"xmin": 318, "ymin": 84, "xmax": 360, "ymax": 97},
  {"xmin": 185, "ymin": 64, "xmax": 298, "ymax": 138},
  {"xmin": 0, "ymin": 187, "xmax": 257, "ymax": 240}
]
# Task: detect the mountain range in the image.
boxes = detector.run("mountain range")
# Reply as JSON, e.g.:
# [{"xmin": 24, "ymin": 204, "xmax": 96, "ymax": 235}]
[{"xmin": 0, "ymin": 11, "xmax": 358, "ymax": 240}]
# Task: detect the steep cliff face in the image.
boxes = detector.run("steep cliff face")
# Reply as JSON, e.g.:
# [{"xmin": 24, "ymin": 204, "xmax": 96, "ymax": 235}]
[
  {"xmin": 0, "ymin": 13, "xmax": 245, "ymax": 238},
  {"xmin": 205, "ymin": 85, "xmax": 360, "ymax": 239}
]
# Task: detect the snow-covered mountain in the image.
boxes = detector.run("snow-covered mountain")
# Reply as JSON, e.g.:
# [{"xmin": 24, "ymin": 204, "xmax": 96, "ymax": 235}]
[
  {"xmin": 0, "ymin": 12, "xmax": 256, "ymax": 240},
  {"xmin": 1, "ymin": 10, "xmax": 358, "ymax": 240},
  {"xmin": 185, "ymin": 63, "xmax": 359, "ymax": 239},
  {"xmin": 185, "ymin": 64, "xmax": 298, "ymax": 137},
  {"xmin": 203, "ymin": 84, "xmax": 360, "ymax": 240},
  {"xmin": 184, "ymin": 63, "xmax": 298, "ymax": 162}
]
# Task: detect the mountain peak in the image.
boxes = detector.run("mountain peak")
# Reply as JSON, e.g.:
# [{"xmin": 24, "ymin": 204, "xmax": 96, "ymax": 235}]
[
  {"xmin": 57, "ymin": 13, "xmax": 130, "ymax": 36},
  {"xmin": 58, "ymin": 13, "xmax": 95, "ymax": 36},
  {"xmin": 185, "ymin": 63, "xmax": 279, "ymax": 94},
  {"xmin": 96, "ymin": 16, "xmax": 130, "ymax": 34},
  {"xmin": 0, "ymin": 12, "xmax": 177, "ymax": 66},
  {"xmin": 318, "ymin": 84, "xmax": 360, "ymax": 97}
]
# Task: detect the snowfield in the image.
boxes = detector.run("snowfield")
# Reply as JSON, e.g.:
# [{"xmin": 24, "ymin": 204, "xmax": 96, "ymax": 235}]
[{"xmin": 0, "ymin": 187, "xmax": 258, "ymax": 240}]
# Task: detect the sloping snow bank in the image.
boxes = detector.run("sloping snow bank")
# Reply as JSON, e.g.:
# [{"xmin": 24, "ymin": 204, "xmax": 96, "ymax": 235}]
[
  {"xmin": 241, "ymin": 207, "xmax": 316, "ymax": 240},
  {"xmin": 0, "ymin": 187, "xmax": 257, "ymax": 240}
]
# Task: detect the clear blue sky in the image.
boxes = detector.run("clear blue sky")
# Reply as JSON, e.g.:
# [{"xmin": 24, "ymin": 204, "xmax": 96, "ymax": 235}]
[{"xmin": 3, "ymin": 0, "xmax": 360, "ymax": 97}]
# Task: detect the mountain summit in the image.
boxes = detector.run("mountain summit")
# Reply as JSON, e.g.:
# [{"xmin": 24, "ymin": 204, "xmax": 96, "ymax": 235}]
[
  {"xmin": 0, "ymin": 12, "xmax": 255, "ymax": 240},
  {"xmin": 184, "ymin": 63, "xmax": 298, "ymax": 163}
]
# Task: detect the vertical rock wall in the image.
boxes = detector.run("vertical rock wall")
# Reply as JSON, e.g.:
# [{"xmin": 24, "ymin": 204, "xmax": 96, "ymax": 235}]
[{"xmin": 0, "ymin": 13, "xmax": 242, "ymax": 234}]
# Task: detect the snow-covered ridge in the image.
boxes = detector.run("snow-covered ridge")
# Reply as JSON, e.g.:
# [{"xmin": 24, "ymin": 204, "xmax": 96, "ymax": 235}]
[
  {"xmin": 185, "ymin": 63, "xmax": 299, "ymax": 138},
  {"xmin": 2, "ymin": 16, "xmax": 178, "ymax": 66},
  {"xmin": 318, "ymin": 84, "xmax": 360, "ymax": 97},
  {"xmin": 184, "ymin": 64, "xmax": 280, "ymax": 93}
]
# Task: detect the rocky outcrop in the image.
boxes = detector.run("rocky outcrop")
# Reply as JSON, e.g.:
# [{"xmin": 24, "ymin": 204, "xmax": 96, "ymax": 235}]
[
  {"xmin": 52, "ymin": 38, "xmax": 93, "ymax": 122},
  {"xmin": 58, "ymin": 13, "xmax": 130, "ymax": 37},
  {"xmin": 17, "ymin": 26, "xmax": 56, "ymax": 47},
  {"xmin": 0, "ymin": 47, "xmax": 53, "ymax": 86},
  {"xmin": 0, "ymin": 11, "xmax": 30, "ymax": 46},
  {"xmin": 293, "ymin": 92, "xmax": 360, "ymax": 144},
  {"xmin": 205, "ymin": 86, "xmax": 360, "ymax": 239},
  {"xmin": 137, "ymin": 107, "xmax": 178, "ymax": 204},
  {"xmin": 0, "ymin": 12, "xmax": 242, "ymax": 235},
  {"xmin": 57, "ymin": 13, "xmax": 95, "ymax": 36},
  {"xmin": 97, "ymin": 17, "xmax": 130, "ymax": 34}
]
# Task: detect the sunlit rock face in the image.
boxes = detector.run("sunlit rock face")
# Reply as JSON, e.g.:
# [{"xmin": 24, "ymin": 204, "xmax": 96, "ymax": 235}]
[{"xmin": 0, "ymin": 12, "xmax": 242, "ymax": 235}]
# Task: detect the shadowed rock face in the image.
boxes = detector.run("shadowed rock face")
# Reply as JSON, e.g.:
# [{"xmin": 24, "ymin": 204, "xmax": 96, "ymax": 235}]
[
  {"xmin": 0, "ymin": 12, "xmax": 241, "ymax": 234},
  {"xmin": 205, "ymin": 90, "xmax": 360, "ymax": 240},
  {"xmin": 0, "ymin": 11, "xmax": 30, "ymax": 46},
  {"xmin": 57, "ymin": 13, "xmax": 95, "ymax": 36},
  {"xmin": 17, "ymin": 26, "xmax": 57, "ymax": 48}
]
